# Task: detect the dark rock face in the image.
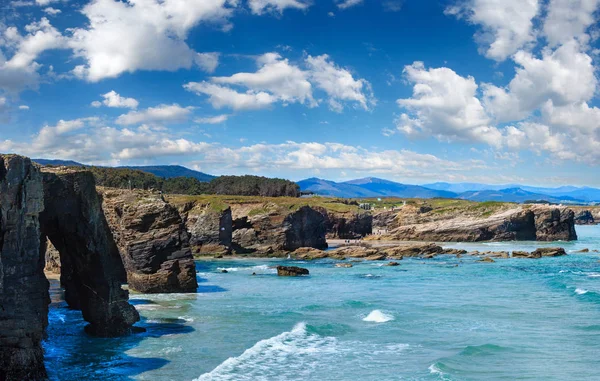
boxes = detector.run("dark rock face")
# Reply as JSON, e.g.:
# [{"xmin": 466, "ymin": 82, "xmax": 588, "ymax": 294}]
[
  {"xmin": 533, "ymin": 208, "xmax": 577, "ymax": 241},
  {"xmin": 277, "ymin": 265, "xmax": 309, "ymax": 276},
  {"xmin": 0, "ymin": 155, "xmax": 48, "ymax": 381},
  {"xmin": 531, "ymin": 247, "xmax": 567, "ymax": 257},
  {"xmin": 181, "ymin": 203, "xmax": 232, "ymax": 255},
  {"xmin": 231, "ymin": 205, "xmax": 327, "ymax": 254},
  {"xmin": 574, "ymin": 210, "xmax": 595, "ymax": 225},
  {"xmin": 40, "ymin": 168, "xmax": 139, "ymax": 336},
  {"xmin": 316, "ymin": 208, "xmax": 373, "ymax": 239},
  {"xmin": 101, "ymin": 189, "xmax": 198, "ymax": 293}
]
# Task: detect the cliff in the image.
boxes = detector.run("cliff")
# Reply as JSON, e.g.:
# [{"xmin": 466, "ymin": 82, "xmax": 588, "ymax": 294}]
[
  {"xmin": 100, "ymin": 188, "xmax": 198, "ymax": 293},
  {"xmin": 176, "ymin": 201, "xmax": 232, "ymax": 255},
  {"xmin": 370, "ymin": 200, "xmax": 576, "ymax": 242}
]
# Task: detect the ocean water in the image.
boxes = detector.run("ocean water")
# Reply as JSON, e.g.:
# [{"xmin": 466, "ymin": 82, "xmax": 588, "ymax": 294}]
[{"xmin": 44, "ymin": 226, "xmax": 600, "ymax": 380}]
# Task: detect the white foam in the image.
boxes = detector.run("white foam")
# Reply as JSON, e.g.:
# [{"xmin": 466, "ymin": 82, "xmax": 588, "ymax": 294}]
[
  {"xmin": 363, "ymin": 310, "xmax": 394, "ymax": 323},
  {"xmin": 178, "ymin": 316, "xmax": 195, "ymax": 323},
  {"xmin": 217, "ymin": 267, "xmax": 239, "ymax": 272},
  {"xmin": 588, "ymin": 273, "xmax": 600, "ymax": 278},
  {"xmin": 429, "ymin": 363, "xmax": 443, "ymax": 375},
  {"xmin": 194, "ymin": 322, "xmax": 337, "ymax": 381},
  {"xmin": 575, "ymin": 288, "xmax": 589, "ymax": 295}
]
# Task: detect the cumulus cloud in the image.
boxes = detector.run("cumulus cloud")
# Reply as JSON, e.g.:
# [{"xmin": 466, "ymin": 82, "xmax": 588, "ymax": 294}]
[
  {"xmin": 305, "ymin": 54, "xmax": 375, "ymax": 112},
  {"xmin": 483, "ymin": 40, "xmax": 596, "ymax": 121},
  {"xmin": 186, "ymin": 52, "xmax": 373, "ymax": 112},
  {"xmin": 18, "ymin": 105, "xmax": 29, "ymax": 110},
  {"xmin": 43, "ymin": 7, "xmax": 61, "ymax": 15},
  {"xmin": 395, "ymin": 61, "xmax": 501, "ymax": 147},
  {"xmin": 92, "ymin": 90, "xmax": 139, "ymax": 109},
  {"xmin": 445, "ymin": 0, "xmax": 540, "ymax": 61},
  {"xmin": 248, "ymin": 0, "xmax": 311, "ymax": 15},
  {"xmin": 543, "ymin": 0, "xmax": 600, "ymax": 46},
  {"xmin": 69, "ymin": 0, "xmax": 236, "ymax": 82},
  {"xmin": 116, "ymin": 104, "xmax": 193, "ymax": 125},
  {"xmin": 0, "ymin": 17, "xmax": 66, "ymax": 93}
]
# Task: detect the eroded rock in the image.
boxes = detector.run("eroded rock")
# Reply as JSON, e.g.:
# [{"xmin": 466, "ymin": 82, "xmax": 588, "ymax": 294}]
[{"xmin": 277, "ymin": 265, "xmax": 309, "ymax": 276}]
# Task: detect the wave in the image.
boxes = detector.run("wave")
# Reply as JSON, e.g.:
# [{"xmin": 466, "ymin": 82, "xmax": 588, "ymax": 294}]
[
  {"xmin": 194, "ymin": 322, "xmax": 337, "ymax": 381},
  {"xmin": 575, "ymin": 288, "xmax": 589, "ymax": 295},
  {"xmin": 363, "ymin": 310, "xmax": 394, "ymax": 323}
]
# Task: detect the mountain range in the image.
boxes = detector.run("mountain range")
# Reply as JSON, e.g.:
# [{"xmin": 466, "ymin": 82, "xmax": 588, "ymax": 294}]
[{"xmin": 31, "ymin": 159, "xmax": 600, "ymax": 204}]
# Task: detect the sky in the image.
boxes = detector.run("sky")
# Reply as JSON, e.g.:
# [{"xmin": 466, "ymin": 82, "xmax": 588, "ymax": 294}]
[{"xmin": 1, "ymin": 0, "xmax": 600, "ymax": 186}]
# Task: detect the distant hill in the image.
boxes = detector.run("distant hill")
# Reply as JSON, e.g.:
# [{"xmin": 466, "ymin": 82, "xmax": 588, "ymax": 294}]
[
  {"xmin": 119, "ymin": 165, "xmax": 215, "ymax": 182},
  {"xmin": 298, "ymin": 177, "xmax": 457, "ymax": 199},
  {"xmin": 457, "ymin": 188, "xmax": 585, "ymax": 204},
  {"xmin": 33, "ymin": 158, "xmax": 85, "ymax": 167}
]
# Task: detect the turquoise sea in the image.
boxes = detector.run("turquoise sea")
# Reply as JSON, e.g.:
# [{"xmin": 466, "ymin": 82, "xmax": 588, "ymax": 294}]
[{"xmin": 44, "ymin": 226, "xmax": 600, "ymax": 380}]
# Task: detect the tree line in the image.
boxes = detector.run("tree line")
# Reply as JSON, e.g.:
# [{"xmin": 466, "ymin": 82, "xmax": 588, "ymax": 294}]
[{"xmin": 62, "ymin": 166, "xmax": 300, "ymax": 197}]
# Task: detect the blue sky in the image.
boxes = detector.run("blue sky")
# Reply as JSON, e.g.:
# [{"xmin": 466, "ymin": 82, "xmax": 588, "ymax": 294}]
[{"xmin": 1, "ymin": 0, "xmax": 600, "ymax": 186}]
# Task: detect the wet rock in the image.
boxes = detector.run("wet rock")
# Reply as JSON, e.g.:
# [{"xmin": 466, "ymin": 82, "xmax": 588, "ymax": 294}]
[
  {"xmin": 382, "ymin": 243, "xmax": 444, "ymax": 258},
  {"xmin": 364, "ymin": 254, "xmax": 387, "ymax": 261},
  {"xmin": 575, "ymin": 248, "xmax": 590, "ymax": 253},
  {"xmin": 479, "ymin": 257, "xmax": 496, "ymax": 263},
  {"xmin": 386, "ymin": 261, "xmax": 400, "ymax": 266},
  {"xmin": 100, "ymin": 188, "xmax": 197, "ymax": 293},
  {"xmin": 277, "ymin": 265, "xmax": 310, "ymax": 276},
  {"xmin": 531, "ymin": 247, "xmax": 567, "ymax": 257},
  {"xmin": 512, "ymin": 251, "xmax": 531, "ymax": 258},
  {"xmin": 533, "ymin": 207, "xmax": 577, "ymax": 241},
  {"xmin": 290, "ymin": 247, "xmax": 328, "ymax": 260},
  {"xmin": 442, "ymin": 248, "xmax": 468, "ymax": 255}
]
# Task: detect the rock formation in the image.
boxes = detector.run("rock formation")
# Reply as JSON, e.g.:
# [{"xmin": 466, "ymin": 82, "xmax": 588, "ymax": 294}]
[
  {"xmin": 277, "ymin": 265, "xmax": 309, "ymax": 276},
  {"xmin": 100, "ymin": 188, "xmax": 198, "ymax": 293},
  {"xmin": 573, "ymin": 210, "xmax": 595, "ymax": 225},
  {"xmin": 230, "ymin": 205, "xmax": 327, "ymax": 254},
  {"xmin": 1, "ymin": 156, "xmax": 140, "ymax": 380},
  {"xmin": 532, "ymin": 207, "xmax": 577, "ymax": 241},
  {"xmin": 43, "ymin": 239, "xmax": 60, "ymax": 275},
  {"xmin": 178, "ymin": 202, "xmax": 232, "ymax": 255},
  {"xmin": 0, "ymin": 155, "xmax": 49, "ymax": 381},
  {"xmin": 39, "ymin": 167, "xmax": 139, "ymax": 336},
  {"xmin": 315, "ymin": 208, "xmax": 373, "ymax": 239}
]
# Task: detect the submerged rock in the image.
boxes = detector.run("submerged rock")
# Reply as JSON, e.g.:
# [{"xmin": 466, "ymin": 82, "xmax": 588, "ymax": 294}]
[
  {"xmin": 386, "ymin": 261, "xmax": 400, "ymax": 266},
  {"xmin": 277, "ymin": 265, "xmax": 310, "ymax": 276},
  {"xmin": 479, "ymin": 257, "xmax": 496, "ymax": 263}
]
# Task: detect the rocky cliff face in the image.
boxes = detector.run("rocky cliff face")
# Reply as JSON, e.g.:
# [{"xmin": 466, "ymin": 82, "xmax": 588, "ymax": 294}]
[
  {"xmin": 40, "ymin": 168, "xmax": 139, "ymax": 336},
  {"xmin": 178, "ymin": 202, "xmax": 232, "ymax": 255},
  {"xmin": 573, "ymin": 210, "xmax": 596, "ymax": 225},
  {"xmin": 43, "ymin": 239, "xmax": 60, "ymax": 275},
  {"xmin": 371, "ymin": 204, "xmax": 576, "ymax": 242},
  {"xmin": 315, "ymin": 208, "xmax": 373, "ymax": 239},
  {"xmin": 100, "ymin": 189, "xmax": 197, "ymax": 293},
  {"xmin": 533, "ymin": 207, "xmax": 577, "ymax": 241},
  {"xmin": 0, "ymin": 155, "xmax": 48, "ymax": 381},
  {"xmin": 230, "ymin": 204, "xmax": 327, "ymax": 254}
]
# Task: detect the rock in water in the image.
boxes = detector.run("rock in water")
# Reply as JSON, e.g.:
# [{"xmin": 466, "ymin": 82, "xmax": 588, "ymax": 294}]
[
  {"xmin": 0, "ymin": 155, "xmax": 48, "ymax": 381},
  {"xmin": 531, "ymin": 247, "xmax": 567, "ymax": 258},
  {"xmin": 574, "ymin": 210, "xmax": 595, "ymax": 225},
  {"xmin": 533, "ymin": 207, "xmax": 577, "ymax": 241},
  {"xmin": 277, "ymin": 265, "xmax": 310, "ymax": 276},
  {"xmin": 100, "ymin": 188, "xmax": 198, "ymax": 293},
  {"xmin": 40, "ymin": 167, "xmax": 140, "ymax": 336}
]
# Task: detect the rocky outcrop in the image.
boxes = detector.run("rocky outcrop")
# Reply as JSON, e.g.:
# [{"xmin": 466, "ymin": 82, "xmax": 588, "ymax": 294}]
[
  {"xmin": 0, "ymin": 155, "xmax": 48, "ymax": 381},
  {"xmin": 100, "ymin": 189, "xmax": 197, "ymax": 293},
  {"xmin": 370, "ymin": 205, "xmax": 576, "ymax": 242},
  {"xmin": 44, "ymin": 239, "xmax": 60, "ymax": 275},
  {"xmin": 574, "ymin": 210, "xmax": 595, "ymax": 225},
  {"xmin": 231, "ymin": 205, "xmax": 327, "ymax": 254},
  {"xmin": 40, "ymin": 168, "xmax": 139, "ymax": 336},
  {"xmin": 533, "ymin": 207, "xmax": 577, "ymax": 241},
  {"xmin": 178, "ymin": 202, "xmax": 232, "ymax": 255},
  {"xmin": 315, "ymin": 208, "xmax": 373, "ymax": 239},
  {"xmin": 277, "ymin": 265, "xmax": 309, "ymax": 276}
]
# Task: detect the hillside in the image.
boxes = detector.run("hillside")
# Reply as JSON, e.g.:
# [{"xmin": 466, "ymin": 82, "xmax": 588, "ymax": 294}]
[
  {"xmin": 119, "ymin": 165, "xmax": 215, "ymax": 182},
  {"xmin": 457, "ymin": 188, "xmax": 584, "ymax": 204}
]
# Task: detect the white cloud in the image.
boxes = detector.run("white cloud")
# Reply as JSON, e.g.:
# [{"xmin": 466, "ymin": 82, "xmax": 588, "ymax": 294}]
[
  {"xmin": 195, "ymin": 52, "xmax": 220, "ymax": 73},
  {"xmin": 93, "ymin": 90, "xmax": 139, "ymax": 109},
  {"xmin": 184, "ymin": 82, "xmax": 277, "ymax": 110},
  {"xmin": 336, "ymin": 0, "xmax": 363, "ymax": 10},
  {"xmin": 211, "ymin": 53, "xmax": 315, "ymax": 106},
  {"xmin": 248, "ymin": 0, "xmax": 311, "ymax": 15},
  {"xmin": 0, "ymin": 18, "xmax": 65, "ymax": 93},
  {"xmin": 18, "ymin": 105, "xmax": 29, "ymax": 110},
  {"xmin": 382, "ymin": 0, "xmax": 403, "ymax": 12},
  {"xmin": 195, "ymin": 114, "xmax": 229, "ymax": 124},
  {"xmin": 544, "ymin": 0, "xmax": 600, "ymax": 46},
  {"xmin": 483, "ymin": 40, "xmax": 597, "ymax": 121},
  {"xmin": 35, "ymin": 0, "xmax": 58, "ymax": 5},
  {"xmin": 305, "ymin": 54, "xmax": 375, "ymax": 112},
  {"xmin": 445, "ymin": 0, "xmax": 540, "ymax": 61},
  {"xmin": 43, "ymin": 7, "xmax": 61, "ymax": 15},
  {"xmin": 116, "ymin": 104, "xmax": 193, "ymax": 125},
  {"xmin": 395, "ymin": 61, "xmax": 501, "ymax": 147},
  {"xmin": 69, "ymin": 0, "xmax": 236, "ymax": 82}
]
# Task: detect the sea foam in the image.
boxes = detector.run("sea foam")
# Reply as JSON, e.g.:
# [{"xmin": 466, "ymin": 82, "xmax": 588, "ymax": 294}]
[
  {"xmin": 363, "ymin": 310, "xmax": 394, "ymax": 323},
  {"xmin": 575, "ymin": 288, "xmax": 589, "ymax": 295},
  {"xmin": 194, "ymin": 322, "xmax": 337, "ymax": 381}
]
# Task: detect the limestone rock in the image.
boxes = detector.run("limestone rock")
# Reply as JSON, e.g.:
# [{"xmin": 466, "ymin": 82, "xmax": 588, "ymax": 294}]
[
  {"xmin": 532, "ymin": 207, "xmax": 577, "ymax": 241},
  {"xmin": 277, "ymin": 265, "xmax": 309, "ymax": 276},
  {"xmin": 100, "ymin": 188, "xmax": 197, "ymax": 293}
]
